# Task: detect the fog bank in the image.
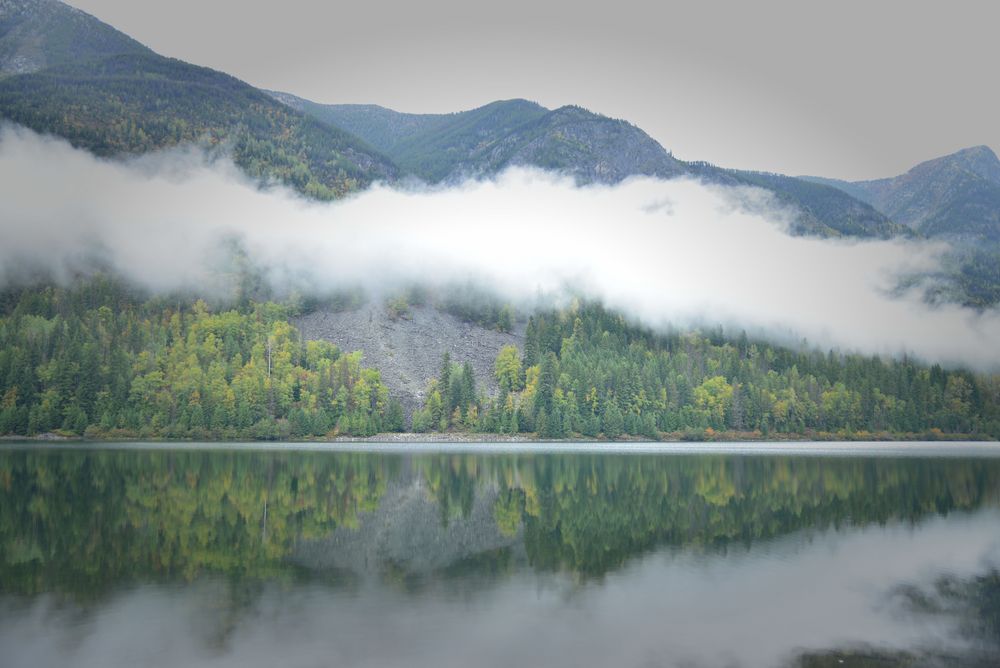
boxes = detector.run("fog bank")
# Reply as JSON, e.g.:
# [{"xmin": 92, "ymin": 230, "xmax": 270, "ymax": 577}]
[{"xmin": 1, "ymin": 126, "xmax": 998, "ymax": 369}]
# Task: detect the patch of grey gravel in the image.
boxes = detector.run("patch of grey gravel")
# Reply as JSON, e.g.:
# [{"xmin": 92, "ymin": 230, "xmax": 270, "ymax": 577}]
[{"xmin": 293, "ymin": 303, "xmax": 524, "ymax": 419}]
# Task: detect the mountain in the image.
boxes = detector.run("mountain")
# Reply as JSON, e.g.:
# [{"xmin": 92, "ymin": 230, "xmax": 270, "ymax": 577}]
[
  {"xmin": 804, "ymin": 146, "xmax": 1000, "ymax": 242},
  {"xmin": 0, "ymin": 2, "xmax": 970, "ymax": 246},
  {"xmin": 461, "ymin": 103, "xmax": 689, "ymax": 183},
  {"xmin": 273, "ymin": 93, "xmax": 687, "ymax": 184},
  {"xmin": 275, "ymin": 91, "xmax": 899, "ymax": 238},
  {"xmin": 268, "ymin": 93, "xmax": 453, "ymax": 156},
  {"xmin": 688, "ymin": 163, "xmax": 909, "ymax": 239},
  {"xmin": 803, "ymin": 146, "xmax": 1000, "ymax": 307},
  {"xmin": 0, "ymin": 0, "xmax": 149, "ymax": 76},
  {"xmin": 0, "ymin": 0, "xmax": 397, "ymax": 197}
]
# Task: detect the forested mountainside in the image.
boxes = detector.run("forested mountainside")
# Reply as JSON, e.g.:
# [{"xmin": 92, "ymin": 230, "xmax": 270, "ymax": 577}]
[
  {"xmin": 409, "ymin": 301, "xmax": 1000, "ymax": 439},
  {"xmin": 805, "ymin": 145, "xmax": 1000, "ymax": 242},
  {"xmin": 1, "ymin": 279, "xmax": 997, "ymax": 441},
  {"xmin": 0, "ymin": 1, "xmax": 397, "ymax": 197},
  {"xmin": 685, "ymin": 163, "xmax": 909, "ymax": 239},
  {"xmin": 274, "ymin": 92, "xmax": 684, "ymax": 183}
]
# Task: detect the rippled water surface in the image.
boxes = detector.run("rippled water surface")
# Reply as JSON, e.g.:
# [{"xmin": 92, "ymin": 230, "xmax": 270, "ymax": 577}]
[{"xmin": 2, "ymin": 442, "xmax": 999, "ymax": 668}]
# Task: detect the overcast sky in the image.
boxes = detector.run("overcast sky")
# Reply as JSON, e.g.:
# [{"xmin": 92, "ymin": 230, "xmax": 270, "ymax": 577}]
[{"xmin": 67, "ymin": 0, "xmax": 998, "ymax": 180}]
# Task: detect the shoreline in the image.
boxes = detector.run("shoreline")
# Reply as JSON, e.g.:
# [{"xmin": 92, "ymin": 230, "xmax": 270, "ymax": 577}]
[
  {"xmin": 2, "ymin": 430, "xmax": 997, "ymax": 444},
  {"xmin": 3, "ymin": 439, "xmax": 1000, "ymax": 459}
]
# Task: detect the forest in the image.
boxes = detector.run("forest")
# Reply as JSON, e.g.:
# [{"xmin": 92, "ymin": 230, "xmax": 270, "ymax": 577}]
[
  {"xmin": 416, "ymin": 302, "xmax": 1000, "ymax": 440},
  {"xmin": 0, "ymin": 279, "xmax": 998, "ymax": 441},
  {"xmin": 0, "ymin": 278, "xmax": 404, "ymax": 440}
]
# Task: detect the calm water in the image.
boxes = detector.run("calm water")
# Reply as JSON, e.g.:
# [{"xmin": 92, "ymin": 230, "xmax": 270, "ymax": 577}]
[{"xmin": 2, "ymin": 443, "xmax": 1000, "ymax": 668}]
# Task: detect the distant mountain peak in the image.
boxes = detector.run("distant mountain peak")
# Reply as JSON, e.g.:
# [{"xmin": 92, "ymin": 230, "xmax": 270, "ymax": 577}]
[
  {"xmin": 885, "ymin": 144, "xmax": 1000, "ymax": 186},
  {"xmin": 941, "ymin": 145, "xmax": 1000, "ymax": 184},
  {"xmin": 952, "ymin": 144, "xmax": 998, "ymax": 160}
]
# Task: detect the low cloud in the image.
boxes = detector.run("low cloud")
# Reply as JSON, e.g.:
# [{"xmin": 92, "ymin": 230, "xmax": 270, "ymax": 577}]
[{"xmin": 1, "ymin": 125, "xmax": 998, "ymax": 369}]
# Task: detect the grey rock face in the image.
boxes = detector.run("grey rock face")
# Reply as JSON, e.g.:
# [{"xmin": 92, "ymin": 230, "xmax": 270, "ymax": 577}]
[{"xmin": 294, "ymin": 303, "xmax": 524, "ymax": 418}]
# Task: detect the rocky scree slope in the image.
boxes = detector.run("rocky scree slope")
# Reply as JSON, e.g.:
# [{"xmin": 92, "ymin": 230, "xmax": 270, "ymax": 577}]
[{"xmin": 293, "ymin": 302, "xmax": 524, "ymax": 419}]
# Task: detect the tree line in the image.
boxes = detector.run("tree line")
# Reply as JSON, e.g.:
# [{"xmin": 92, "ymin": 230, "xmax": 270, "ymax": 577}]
[
  {"xmin": 414, "ymin": 302, "xmax": 1000, "ymax": 439},
  {"xmin": 0, "ymin": 278, "xmax": 403, "ymax": 439},
  {"xmin": 1, "ymin": 281, "xmax": 998, "ymax": 440}
]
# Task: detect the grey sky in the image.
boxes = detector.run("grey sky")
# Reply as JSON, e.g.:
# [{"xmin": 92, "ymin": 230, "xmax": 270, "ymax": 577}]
[{"xmin": 67, "ymin": 0, "xmax": 998, "ymax": 180}]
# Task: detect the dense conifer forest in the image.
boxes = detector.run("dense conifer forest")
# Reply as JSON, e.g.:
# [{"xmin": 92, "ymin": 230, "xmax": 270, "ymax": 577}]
[
  {"xmin": 0, "ymin": 279, "xmax": 404, "ymax": 439},
  {"xmin": 416, "ymin": 303, "xmax": 1000, "ymax": 440},
  {"xmin": 1, "ymin": 279, "xmax": 997, "ymax": 441}
]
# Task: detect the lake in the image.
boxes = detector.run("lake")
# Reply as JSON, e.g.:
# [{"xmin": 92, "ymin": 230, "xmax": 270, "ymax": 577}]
[{"xmin": 1, "ymin": 442, "xmax": 999, "ymax": 667}]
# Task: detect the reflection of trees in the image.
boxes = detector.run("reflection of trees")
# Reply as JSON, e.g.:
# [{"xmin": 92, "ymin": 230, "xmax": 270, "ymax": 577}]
[
  {"xmin": 2, "ymin": 450, "xmax": 1000, "ymax": 595},
  {"xmin": 481, "ymin": 455, "xmax": 1000, "ymax": 577},
  {"xmin": 0, "ymin": 449, "xmax": 389, "ymax": 597},
  {"xmin": 389, "ymin": 453, "xmax": 1000, "ymax": 578},
  {"xmin": 418, "ymin": 455, "xmax": 478, "ymax": 526}
]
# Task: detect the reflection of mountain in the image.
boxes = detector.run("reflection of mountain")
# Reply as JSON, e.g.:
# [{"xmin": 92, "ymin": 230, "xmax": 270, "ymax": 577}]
[{"xmin": 2, "ymin": 448, "xmax": 1000, "ymax": 596}]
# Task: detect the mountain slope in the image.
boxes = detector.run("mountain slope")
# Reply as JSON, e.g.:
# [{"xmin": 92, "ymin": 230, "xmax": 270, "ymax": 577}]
[
  {"xmin": 0, "ymin": 0, "xmax": 150, "ymax": 76},
  {"xmin": 282, "ymin": 95, "xmax": 566, "ymax": 181},
  {"xmin": 269, "ymin": 92, "xmax": 447, "ymax": 155},
  {"xmin": 0, "ymin": 1, "xmax": 397, "ymax": 197},
  {"xmin": 463, "ymin": 104, "xmax": 689, "ymax": 183},
  {"xmin": 689, "ymin": 163, "xmax": 909, "ymax": 239},
  {"xmin": 804, "ymin": 146, "xmax": 1000, "ymax": 242},
  {"xmin": 858, "ymin": 146, "xmax": 1000, "ymax": 242},
  {"xmin": 273, "ymin": 93, "xmax": 684, "ymax": 184},
  {"xmin": 802, "ymin": 146, "xmax": 1000, "ymax": 307},
  {"xmin": 294, "ymin": 302, "xmax": 523, "ymax": 418}
]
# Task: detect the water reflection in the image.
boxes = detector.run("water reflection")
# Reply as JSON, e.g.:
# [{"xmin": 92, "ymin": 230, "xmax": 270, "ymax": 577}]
[{"xmin": 1, "ymin": 445, "xmax": 999, "ymax": 667}]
